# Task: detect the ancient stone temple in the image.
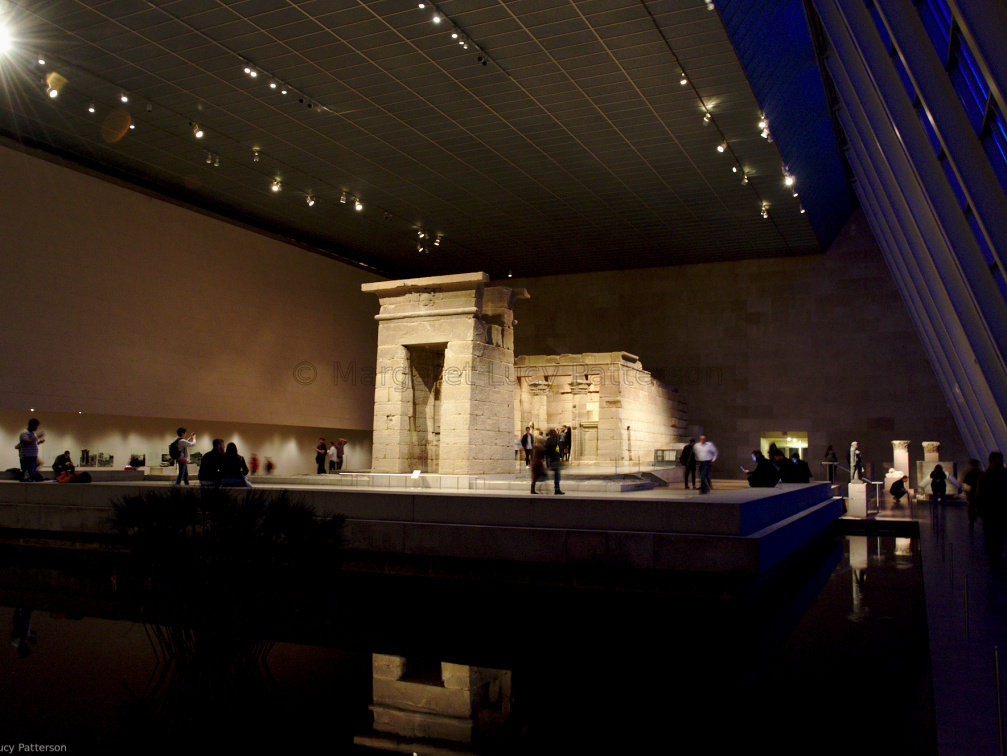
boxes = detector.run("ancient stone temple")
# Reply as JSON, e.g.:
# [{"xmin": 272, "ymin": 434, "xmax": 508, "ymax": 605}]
[
  {"xmin": 362, "ymin": 272, "xmax": 528, "ymax": 475},
  {"xmin": 515, "ymin": 352, "xmax": 687, "ymax": 464}
]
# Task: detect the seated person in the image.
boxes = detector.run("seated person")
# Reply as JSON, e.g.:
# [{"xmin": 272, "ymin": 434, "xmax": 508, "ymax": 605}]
[
  {"xmin": 198, "ymin": 438, "xmax": 226, "ymax": 487},
  {"xmin": 52, "ymin": 450, "xmax": 75, "ymax": 477},
  {"xmin": 791, "ymin": 452, "xmax": 813, "ymax": 483},
  {"xmin": 890, "ymin": 475, "xmax": 911, "ymax": 504},
  {"xmin": 220, "ymin": 442, "xmax": 252, "ymax": 488},
  {"xmin": 745, "ymin": 451, "xmax": 779, "ymax": 488},
  {"xmin": 773, "ymin": 450, "xmax": 800, "ymax": 483}
]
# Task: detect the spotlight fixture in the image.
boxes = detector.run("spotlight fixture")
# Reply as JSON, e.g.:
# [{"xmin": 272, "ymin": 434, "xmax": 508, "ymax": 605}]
[
  {"xmin": 417, "ymin": 229, "xmax": 429, "ymax": 253},
  {"xmin": 706, "ymin": 1, "xmax": 715, "ymax": 9},
  {"xmin": 206, "ymin": 152, "xmax": 212, "ymax": 164},
  {"xmin": 452, "ymin": 32, "xmax": 458, "ymax": 39},
  {"xmin": 507, "ymin": 270, "xmax": 513, "ymax": 278},
  {"xmin": 213, "ymin": 155, "xmax": 220, "ymax": 167},
  {"xmin": 783, "ymin": 172, "xmax": 795, "ymax": 187},
  {"xmin": 717, "ymin": 141, "xmax": 727, "ymax": 153},
  {"xmin": 761, "ymin": 128, "xmax": 772, "ymax": 140},
  {"xmin": 88, "ymin": 103, "xmax": 95, "ymax": 113},
  {"xmin": 271, "ymin": 179, "xmax": 282, "ymax": 192},
  {"xmin": 732, "ymin": 165, "xmax": 737, "ymax": 173},
  {"xmin": 432, "ymin": 14, "xmax": 441, "ymax": 23},
  {"xmin": 252, "ymin": 148, "xmax": 260, "ymax": 162},
  {"xmin": 37, "ymin": 55, "xmax": 45, "ymax": 65},
  {"xmin": 418, "ymin": 2, "xmax": 425, "ymax": 7},
  {"xmin": 46, "ymin": 84, "xmax": 58, "ymax": 98},
  {"xmin": 120, "ymin": 93, "xmax": 128, "ymax": 103},
  {"xmin": 434, "ymin": 234, "xmax": 442, "ymax": 246},
  {"xmin": 800, "ymin": 205, "xmax": 806, "ymax": 214},
  {"xmin": 792, "ymin": 189, "xmax": 799, "ymax": 198},
  {"xmin": 244, "ymin": 66, "xmax": 251, "ymax": 74},
  {"xmin": 191, "ymin": 122, "xmax": 204, "ymax": 138},
  {"xmin": 269, "ymin": 81, "xmax": 277, "ymax": 89},
  {"xmin": 306, "ymin": 195, "xmax": 315, "ymax": 207},
  {"xmin": 129, "ymin": 123, "xmax": 135, "ymax": 129},
  {"xmin": 340, "ymin": 192, "xmax": 347, "ymax": 204},
  {"xmin": 761, "ymin": 204, "xmax": 769, "ymax": 219},
  {"xmin": 758, "ymin": 118, "xmax": 768, "ymax": 130},
  {"xmin": 741, "ymin": 173, "xmax": 748, "ymax": 185},
  {"xmin": 354, "ymin": 198, "xmax": 363, "ymax": 211},
  {"xmin": 703, "ymin": 112, "xmax": 711, "ymax": 124},
  {"xmin": 249, "ymin": 69, "xmax": 257, "ymax": 78},
  {"xmin": 680, "ymin": 74, "xmax": 688, "ymax": 86}
]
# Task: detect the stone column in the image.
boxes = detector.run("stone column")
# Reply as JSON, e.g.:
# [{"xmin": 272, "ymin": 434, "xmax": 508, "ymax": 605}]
[
  {"xmin": 923, "ymin": 441, "xmax": 940, "ymax": 462},
  {"xmin": 569, "ymin": 376, "xmax": 592, "ymax": 462},
  {"xmin": 892, "ymin": 440, "xmax": 910, "ymax": 477},
  {"xmin": 527, "ymin": 378, "xmax": 551, "ymax": 432}
]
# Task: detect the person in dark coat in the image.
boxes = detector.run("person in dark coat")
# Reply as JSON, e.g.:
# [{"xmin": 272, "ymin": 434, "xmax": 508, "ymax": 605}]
[
  {"xmin": 198, "ymin": 438, "xmax": 226, "ymax": 487},
  {"xmin": 930, "ymin": 464, "xmax": 948, "ymax": 506},
  {"xmin": 529, "ymin": 432, "xmax": 546, "ymax": 494},
  {"xmin": 221, "ymin": 442, "xmax": 251, "ymax": 487},
  {"xmin": 963, "ymin": 459, "xmax": 982, "ymax": 527},
  {"xmin": 890, "ymin": 475, "xmax": 910, "ymax": 505},
  {"xmin": 977, "ymin": 452, "xmax": 1007, "ymax": 567},
  {"xmin": 745, "ymin": 451, "xmax": 778, "ymax": 488},
  {"xmin": 314, "ymin": 437, "xmax": 327, "ymax": 475},
  {"xmin": 791, "ymin": 453, "xmax": 813, "ymax": 483},
  {"xmin": 544, "ymin": 428, "xmax": 565, "ymax": 495},
  {"xmin": 773, "ymin": 450, "xmax": 799, "ymax": 483},
  {"xmin": 680, "ymin": 439, "xmax": 697, "ymax": 490}
]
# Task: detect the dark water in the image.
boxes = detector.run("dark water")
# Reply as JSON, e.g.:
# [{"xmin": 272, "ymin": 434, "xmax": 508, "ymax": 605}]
[{"xmin": 0, "ymin": 531, "xmax": 935, "ymax": 754}]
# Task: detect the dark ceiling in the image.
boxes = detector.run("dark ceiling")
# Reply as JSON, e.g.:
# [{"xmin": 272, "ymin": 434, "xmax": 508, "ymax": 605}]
[{"xmin": 0, "ymin": 0, "xmax": 852, "ymax": 279}]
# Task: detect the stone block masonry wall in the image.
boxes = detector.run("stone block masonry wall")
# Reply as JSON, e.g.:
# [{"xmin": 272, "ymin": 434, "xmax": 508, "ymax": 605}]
[{"xmin": 508, "ymin": 210, "xmax": 967, "ymax": 478}]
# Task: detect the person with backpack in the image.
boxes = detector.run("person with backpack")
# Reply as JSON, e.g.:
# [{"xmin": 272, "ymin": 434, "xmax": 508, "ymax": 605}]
[{"xmin": 171, "ymin": 427, "xmax": 196, "ymax": 485}]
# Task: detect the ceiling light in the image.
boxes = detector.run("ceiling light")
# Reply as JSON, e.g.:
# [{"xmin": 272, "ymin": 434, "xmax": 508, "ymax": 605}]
[
  {"xmin": 249, "ymin": 69, "xmax": 258, "ymax": 78},
  {"xmin": 758, "ymin": 118, "xmax": 767, "ymax": 130},
  {"xmin": 741, "ymin": 173, "xmax": 748, "ymax": 185},
  {"xmin": 434, "ymin": 234, "xmax": 441, "ymax": 246},
  {"xmin": 354, "ymin": 198, "xmax": 363, "ymax": 211},
  {"xmin": 418, "ymin": 2, "xmax": 425, "ymax": 7},
  {"xmin": 706, "ymin": 1, "xmax": 716, "ymax": 10},
  {"xmin": 213, "ymin": 155, "xmax": 219, "ymax": 167},
  {"xmin": 88, "ymin": 103, "xmax": 95, "ymax": 113},
  {"xmin": 784, "ymin": 172, "xmax": 795, "ymax": 187},
  {"xmin": 433, "ymin": 14, "xmax": 441, "ymax": 23},
  {"xmin": 732, "ymin": 165, "xmax": 737, "ymax": 173},
  {"xmin": 129, "ymin": 123, "xmax": 135, "ymax": 129},
  {"xmin": 703, "ymin": 112, "xmax": 711, "ymax": 124},
  {"xmin": 306, "ymin": 195, "xmax": 315, "ymax": 207},
  {"xmin": 800, "ymin": 205, "xmax": 806, "ymax": 213},
  {"xmin": 761, "ymin": 204, "xmax": 769, "ymax": 219},
  {"xmin": 37, "ymin": 56, "xmax": 46, "ymax": 66},
  {"xmin": 120, "ymin": 93, "xmax": 128, "ymax": 103},
  {"xmin": 191, "ymin": 122, "xmax": 204, "ymax": 138},
  {"xmin": 269, "ymin": 81, "xmax": 277, "ymax": 89},
  {"xmin": 680, "ymin": 74, "xmax": 688, "ymax": 86},
  {"xmin": 252, "ymin": 148, "xmax": 260, "ymax": 162},
  {"xmin": 717, "ymin": 141, "xmax": 727, "ymax": 153},
  {"xmin": 792, "ymin": 189, "xmax": 799, "ymax": 197},
  {"xmin": 281, "ymin": 88, "xmax": 287, "ymax": 95},
  {"xmin": 206, "ymin": 152, "xmax": 212, "ymax": 164},
  {"xmin": 340, "ymin": 192, "xmax": 347, "ymax": 204},
  {"xmin": 46, "ymin": 84, "xmax": 58, "ymax": 98},
  {"xmin": 452, "ymin": 32, "xmax": 458, "ymax": 39},
  {"xmin": 244, "ymin": 66, "xmax": 251, "ymax": 74},
  {"xmin": 271, "ymin": 179, "xmax": 281, "ymax": 192},
  {"xmin": 508, "ymin": 270, "xmax": 513, "ymax": 278}
]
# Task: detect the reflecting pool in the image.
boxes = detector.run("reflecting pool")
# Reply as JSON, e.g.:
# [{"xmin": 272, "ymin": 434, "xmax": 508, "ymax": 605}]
[{"xmin": 0, "ymin": 529, "xmax": 934, "ymax": 754}]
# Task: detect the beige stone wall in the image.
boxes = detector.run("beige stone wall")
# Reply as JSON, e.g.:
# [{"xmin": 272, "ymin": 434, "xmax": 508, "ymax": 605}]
[
  {"xmin": 508, "ymin": 211, "xmax": 967, "ymax": 480},
  {"xmin": 0, "ymin": 143, "xmax": 382, "ymax": 455},
  {"xmin": 515, "ymin": 352, "xmax": 686, "ymax": 463}
]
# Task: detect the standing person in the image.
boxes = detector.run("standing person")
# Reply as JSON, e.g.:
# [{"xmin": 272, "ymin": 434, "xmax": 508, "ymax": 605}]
[
  {"xmin": 16, "ymin": 418, "xmax": 45, "ymax": 482},
  {"xmin": 529, "ymin": 433, "xmax": 546, "ymax": 494},
  {"xmin": 173, "ymin": 428, "xmax": 196, "ymax": 486},
  {"xmin": 824, "ymin": 445, "xmax": 838, "ymax": 483},
  {"xmin": 314, "ymin": 437, "xmax": 327, "ymax": 475},
  {"xmin": 265, "ymin": 457, "xmax": 275, "ymax": 475},
  {"xmin": 930, "ymin": 464, "xmax": 948, "ymax": 506},
  {"xmin": 561, "ymin": 425, "xmax": 572, "ymax": 462},
  {"xmin": 679, "ymin": 438, "xmax": 697, "ymax": 490},
  {"xmin": 521, "ymin": 427, "xmax": 534, "ymax": 467},
  {"xmin": 326, "ymin": 441, "xmax": 339, "ymax": 473},
  {"xmin": 694, "ymin": 434, "xmax": 718, "ymax": 494},
  {"xmin": 977, "ymin": 452, "xmax": 1007, "ymax": 567},
  {"xmin": 333, "ymin": 438, "xmax": 347, "ymax": 470},
  {"xmin": 544, "ymin": 428, "xmax": 565, "ymax": 495},
  {"xmin": 963, "ymin": 458, "xmax": 982, "ymax": 528},
  {"xmin": 249, "ymin": 453, "xmax": 260, "ymax": 475},
  {"xmin": 791, "ymin": 452, "xmax": 813, "ymax": 483}
]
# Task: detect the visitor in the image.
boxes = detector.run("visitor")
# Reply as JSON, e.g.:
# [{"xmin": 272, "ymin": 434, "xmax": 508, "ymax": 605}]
[
  {"xmin": 890, "ymin": 475, "xmax": 911, "ymax": 506},
  {"xmin": 327, "ymin": 441, "xmax": 339, "ymax": 473},
  {"xmin": 694, "ymin": 434, "xmax": 718, "ymax": 494},
  {"xmin": 930, "ymin": 464, "xmax": 948, "ymax": 506},
  {"xmin": 744, "ymin": 451, "xmax": 778, "ymax": 488},
  {"xmin": 16, "ymin": 418, "xmax": 45, "ymax": 482},
  {"xmin": 220, "ymin": 442, "xmax": 251, "ymax": 487},
  {"xmin": 521, "ymin": 426, "xmax": 534, "ymax": 467},
  {"xmin": 198, "ymin": 438, "xmax": 226, "ymax": 487},
  {"xmin": 530, "ymin": 434, "xmax": 546, "ymax": 494},
  {"xmin": 53, "ymin": 450, "xmax": 75, "ymax": 481},
  {"xmin": 561, "ymin": 425, "xmax": 572, "ymax": 462},
  {"xmin": 314, "ymin": 437, "xmax": 327, "ymax": 474},
  {"xmin": 976, "ymin": 452, "xmax": 1007, "ymax": 567},
  {"xmin": 680, "ymin": 438, "xmax": 697, "ymax": 490},
  {"xmin": 545, "ymin": 428, "xmax": 565, "ymax": 495},
  {"xmin": 963, "ymin": 458, "xmax": 982, "ymax": 527},
  {"xmin": 173, "ymin": 427, "xmax": 196, "ymax": 486},
  {"xmin": 791, "ymin": 452, "xmax": 813, "ymax": 483},
  {"xmin": 265, "ymin": 457, "xmax": 275, "ymax": 474},
  {"xmin": 824, "ymin": 445, "xmax": 838, "ymax": 483},
  {"xmin": 333, "ymin": 438, "xmax": 347, "ymax": 470},
  {"xmin": 250, "ymin": 453, "xmax": 259, "ymax": 475},
  {"xmin": 773, "ymin": 450, "xmax": 799, "ymax": 483}
]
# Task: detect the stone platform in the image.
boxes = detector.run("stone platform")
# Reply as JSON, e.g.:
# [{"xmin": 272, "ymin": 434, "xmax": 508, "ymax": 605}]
[{"xmin": 0, "ymin": 478, "xmax": 841, "ymax": 576}]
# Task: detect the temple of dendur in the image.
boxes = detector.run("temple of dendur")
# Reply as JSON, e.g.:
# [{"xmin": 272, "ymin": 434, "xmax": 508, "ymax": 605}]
[{"xmin": 362, "ymin": 272, "xmax": 686, "ymax": 475}]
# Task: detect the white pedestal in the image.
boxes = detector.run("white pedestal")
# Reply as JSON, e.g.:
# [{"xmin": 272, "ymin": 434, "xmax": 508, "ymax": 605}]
[
  {"xmin": 848, "ymin": 482, "xmax": 868, "ymax": 518},
  {"xmin": 892, "ymin": 440, "xmax": 910, "ymax": 485}
]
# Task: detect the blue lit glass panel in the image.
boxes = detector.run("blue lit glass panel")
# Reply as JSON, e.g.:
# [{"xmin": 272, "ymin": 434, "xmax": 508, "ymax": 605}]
[
  {"xmin": 941, "ymin": 154, "xmax": 968, "ymax": 210},
  {"xmin": 917, "ymin": 0, "xmax": 951, "ymax": 62},
  {"xmin": 982, "ymin": 103, "xmax": 1007, "ymax": 199},
  {"xmin": 950, "ymin": 63, "xmax": 985, "ymax": 133},
  {"xmin": 966, "ymin": 209, "xmax": 996, "ymax": 267},
  {"xmin": 869, "ymin": 3, "xmax": 891, "ymax": 52},
  {"xmin": 956, "ymin": 41, "xmax": 989, "ymax": 102}
]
